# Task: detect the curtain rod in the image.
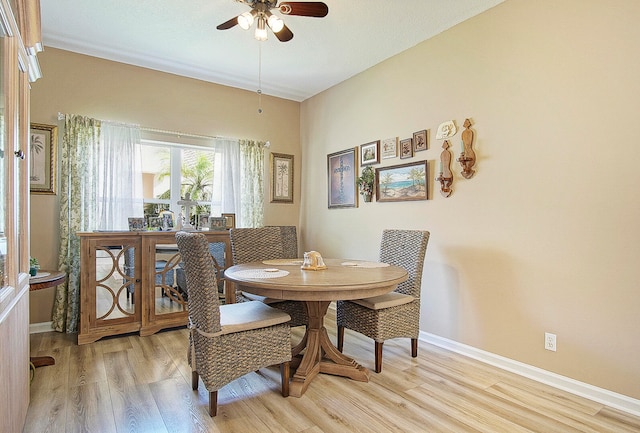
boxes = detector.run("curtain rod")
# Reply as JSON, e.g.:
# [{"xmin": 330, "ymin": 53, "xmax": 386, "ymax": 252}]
[
  {"xmin": 56, "ymin": 113, "xmax": 268, "ymax": 146},
  {"xmin": 141, "ymin": 126, "xmax": 225, "ymax": 141},
  {"xmin": 57, "ymin": 112, "xmax": 226, "ymax": 141}
]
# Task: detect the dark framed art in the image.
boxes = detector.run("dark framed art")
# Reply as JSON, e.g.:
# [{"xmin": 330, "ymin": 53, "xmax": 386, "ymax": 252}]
[
  {"xmin": 413, "ymin": 129, "xmax": 428, "ymax": 152},
  {"xmin": 360, "ymin": 140, "xmax": 380, "ymax": 166},
  {"xmin": 399, "ymin": 138, "xmax": 413, "ymax": 159},
  {"xmin": 209, "ymin": 217, "xmax": 226, "ymax": 231},
  {"xmin": 375, "ymin": 160, "xmax": 428, "ymax": 202},
  {"xmin": 30, "ymin": 123, "xmax": 57, "ymax": 194},
  {"xmin": 270, "ymin": 152, "xmax": 294, "ymax": 203},
  {"xmin": 327, "ymin": 147, "xmax": 358, "ymax": 208},
  {"xmin": 222, "ymin": 213, "xmax": 236, "ymax": 229}
]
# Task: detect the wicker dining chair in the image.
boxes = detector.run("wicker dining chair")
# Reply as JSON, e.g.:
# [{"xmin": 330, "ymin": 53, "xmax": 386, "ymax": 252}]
[
  {"xmin": 337, "ymin": 229, "xmax": 430, "ymax": 373},
  {"xmin": 269, "ymin": 225, "xmax": 299, "ymax": 258},
  {"xmin": 229, "ymin": 226, "xmax": 307, "ymax": 328},
  {"xmin": 175, "ymin": 231, "xmax": 292, "ymax": 416}
]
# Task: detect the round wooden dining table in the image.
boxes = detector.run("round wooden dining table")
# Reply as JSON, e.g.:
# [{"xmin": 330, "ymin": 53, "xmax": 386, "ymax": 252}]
[{"xmin": 224, "ymin": 258, "xmax": 408, "ymax": 397}]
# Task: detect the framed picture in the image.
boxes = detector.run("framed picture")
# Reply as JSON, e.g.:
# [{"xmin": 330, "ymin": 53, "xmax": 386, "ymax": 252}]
[
  {"xmin": 160, "ymin": 211, "xmax": 174, "ymax": 230},
  {"xmin": 209, "ymin": 217, "xmax": 226, "ymax": 231},
  {"xmin": 327, "ymin": 147, "xmax": 358, "ymax": 209},
  {"xmin": 30, "ymin": 123, "xmax": 58, "ymax": 194},
  {"xmin": 360, "ymin": 140, "xmax": 380, "ymax": 166},
  {"xmin": 270, "ymin": 153, "xmax": 294, "ymax": 203},
  {"xmin": 400, "ymin": 138, "xmax": 414, "ymax": 159},
  {"xmin": 128, "ymin": 217, "xmax": 146, "ymax": 231},
  {"xmin": 381, "ymin": 137, "xmax": 398, "ymax": 159},
  {"xmin": 198, "ymin": 214, "xmax": 210, "ymax": 230},
  {"xmin": 147, "ymin": 216, "xmax": 163, "ymax": 231},
  {"xmin": 375, "ymin": 160, "xmax": 428, "ymax": 202},
  {"xmin": 222, "ymin": 213, "xmax": 236, "ymax": 229},
  {"xmin": 413, "ymin": 129, "xmax": 428, "ymax": 152}
]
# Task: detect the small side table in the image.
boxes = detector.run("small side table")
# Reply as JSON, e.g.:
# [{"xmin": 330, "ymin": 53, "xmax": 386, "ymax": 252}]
[{"xmin": 29, "ymin": 270, "xmax": 66, "ymax": 367}]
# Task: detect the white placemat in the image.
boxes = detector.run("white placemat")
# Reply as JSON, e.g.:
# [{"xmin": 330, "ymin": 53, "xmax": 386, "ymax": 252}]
[
  {"xmin": 34, "ymin": 271, "xmax": 51, "ymax": 278},
  {"xmin": 341, "ymin": 261, "xmax": 390, "ymax": 268},
  {"xmin": 262, "ymin": 259, "xmax": 304, "ymax": 266},
  {"xmin": 233, "ymin": 269, "xmax": 290, "ymax": 279}
]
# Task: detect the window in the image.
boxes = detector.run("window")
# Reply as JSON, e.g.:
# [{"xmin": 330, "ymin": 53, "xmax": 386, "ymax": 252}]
[{"xmin": 141, "ymin": 141, "xmax": 223, "ymax": 227}]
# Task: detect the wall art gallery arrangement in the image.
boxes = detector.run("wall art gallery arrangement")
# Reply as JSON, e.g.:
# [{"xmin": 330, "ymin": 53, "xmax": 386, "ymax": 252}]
[{"xmin": 327, "ymin": 118, "xmax": 477, "ymax": 207}]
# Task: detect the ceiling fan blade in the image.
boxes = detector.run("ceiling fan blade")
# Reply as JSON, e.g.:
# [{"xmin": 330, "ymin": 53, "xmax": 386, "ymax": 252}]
[
  {"xmin": 274, "ymin": 23, "xmax": 294, "ymax": 42},
  {"xmin": 216, "ymin": 16, "xmax": 239, "ymax": 30},
  {"xmin": 278, "ymin": 2, "xmax": 328, "ymax": 18}
]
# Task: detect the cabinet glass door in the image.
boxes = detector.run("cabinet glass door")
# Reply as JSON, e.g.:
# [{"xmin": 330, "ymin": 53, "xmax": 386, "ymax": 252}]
[
  {"xmin": 152, "ymin": 240, "xmax": 186, "ymax": 317},
  {"xmin": 0, "ymin": 39, "xmax": 6, "ymax": 290},
  {"xmin": 94, "ymin": 243, "xmax": 137, "ymax": 320}
]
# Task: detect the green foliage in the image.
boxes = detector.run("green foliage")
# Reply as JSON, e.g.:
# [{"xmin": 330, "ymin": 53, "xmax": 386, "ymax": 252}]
[
  {"xmin": 357, "ymin": 166, "xmax": 375, "ymax": 196},
  {"xmin": 154, "ymin": 151, "xmax": 215, "ymax": 215}
]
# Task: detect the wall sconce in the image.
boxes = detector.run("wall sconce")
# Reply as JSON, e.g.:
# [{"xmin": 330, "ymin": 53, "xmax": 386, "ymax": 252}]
[
  {"xmin": 456, "ymin": 118, "xmax": 476, "ymax": 179},
  {"xmin": 436, "ymin": 141, "xmax": 453, "ymax": 197}
]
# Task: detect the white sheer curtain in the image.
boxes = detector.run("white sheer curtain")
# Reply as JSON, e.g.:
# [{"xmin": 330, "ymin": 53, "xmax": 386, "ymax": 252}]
[
  {"xmin": 210, "ymin": 137, "xmax": 242, "ymax": 223},
  {"xmin": 96, "ymin": 123, "xmax": 143, "ymax": 230}
]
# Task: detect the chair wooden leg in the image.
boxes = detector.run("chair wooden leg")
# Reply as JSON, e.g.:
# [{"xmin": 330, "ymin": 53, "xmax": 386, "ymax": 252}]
[
  {"xmin": 191, "ymin": 371, "xmax": 199, "ymax": 390},
  {"xmin": 280, "ymin": 361, "xmax": 290, "ymax": 397},
  {"xmin": 337, "ymin": 325, "xmax": 345, "ymax": 352},
  {"xmin": 411, "ymin": 338, "xmax": 418, "ymax": 357},
  {"xmin": 208, "ymin": 390, "xmax": 218, "ymax": 417},
  {"xmin": 375, "ymin": 341, "xmax": 383, "ymax": 373}
]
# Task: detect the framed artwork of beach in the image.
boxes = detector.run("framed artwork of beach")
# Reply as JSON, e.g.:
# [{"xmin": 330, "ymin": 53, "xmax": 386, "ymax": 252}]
[{"xmin": 375, "ymin": 160, "xmax": 428, "ymax": 202}]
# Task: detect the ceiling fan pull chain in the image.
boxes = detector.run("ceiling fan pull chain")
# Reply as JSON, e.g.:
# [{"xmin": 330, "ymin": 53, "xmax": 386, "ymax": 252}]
[{"xmin": 257, "ymin": 44, "xmax": 263, "ymax": 114}]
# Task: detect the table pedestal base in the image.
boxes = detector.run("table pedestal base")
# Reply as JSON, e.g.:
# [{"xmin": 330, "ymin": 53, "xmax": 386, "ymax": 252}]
[
  {"xmin": 289, "ymin": 301, "xmax": 370, "ymax": 398},
  {"xmin": 30, "ymin": 356, "xmax": 55, "ymax": 368}
]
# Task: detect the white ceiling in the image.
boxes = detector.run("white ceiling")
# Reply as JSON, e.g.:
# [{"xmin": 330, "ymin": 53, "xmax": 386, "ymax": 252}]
[{"xmin": 40, "ymin": 0, "xmax": 503, "ymax": 102}]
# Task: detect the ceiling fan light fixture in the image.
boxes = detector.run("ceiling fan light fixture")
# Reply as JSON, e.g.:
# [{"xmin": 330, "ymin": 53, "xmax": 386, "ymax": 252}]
[
  {"xmin": 255, "ymin": 16, "xmax": 268, "ymax": 41},
  {"xmin": 267, "ymin": 14, "xmax": 284, "ymax": 33},
  {"xmin": 238, "ymin": 11, "xmax": 255, "ymax": 30}
]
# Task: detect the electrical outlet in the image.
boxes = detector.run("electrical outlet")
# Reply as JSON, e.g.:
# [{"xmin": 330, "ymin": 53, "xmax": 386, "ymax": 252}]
[{"xmin": 545, "ymin": 332, "xmax": 557, "ymax": 352}]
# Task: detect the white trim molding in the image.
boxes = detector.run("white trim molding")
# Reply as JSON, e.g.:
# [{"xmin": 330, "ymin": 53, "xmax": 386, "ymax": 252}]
[
  {"xmin": 421, "ymin": 332, "xmax": 640, "ymax": 417},
  {"xmin": 29, "ymin": 321, "xmax": 54, "ymax": 334}
]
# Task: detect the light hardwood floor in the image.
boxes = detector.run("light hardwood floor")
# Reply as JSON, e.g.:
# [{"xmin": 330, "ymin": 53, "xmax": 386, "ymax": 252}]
[{"xmin": 25, "ymin": 308, "xmax": 640, "ymax": 433}]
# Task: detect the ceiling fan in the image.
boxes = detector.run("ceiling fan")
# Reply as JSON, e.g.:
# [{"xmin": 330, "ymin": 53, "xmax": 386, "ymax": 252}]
[{"xmin": 216, "ymin": 1, "xmax": 329, "ymax": 42}]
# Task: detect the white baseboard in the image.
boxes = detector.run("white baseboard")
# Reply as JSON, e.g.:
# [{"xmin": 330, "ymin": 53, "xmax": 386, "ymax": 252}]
[
  {"xmin": 421, "ymin": 331, "xmax": 640, "ymax": 417},
  {"xmin": 27, "ymin": 316, "xmax": 639, "ymax": 416},
  {"xmin": 29, "ymin": 321, "xmax": 54, "ymax": 334}
]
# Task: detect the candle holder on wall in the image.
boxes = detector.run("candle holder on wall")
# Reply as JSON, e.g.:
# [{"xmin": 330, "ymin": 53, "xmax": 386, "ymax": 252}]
[
  {"xmin": 457, "ymin": 118, "xmax": 476, "ymax": 179},
  {"xmin": 435, "ymin": 141, "xmax": 453, "ymax": 197}
]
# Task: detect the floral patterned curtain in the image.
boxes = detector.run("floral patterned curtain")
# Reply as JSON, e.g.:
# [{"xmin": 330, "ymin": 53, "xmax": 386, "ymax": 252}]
[
  {"xmin": 52, "ymin": 114, "xmax": 101, "ymax": 333},
  {"xmin": 238, "ymin": 139, "xmax": 266, "ymax": 228}
]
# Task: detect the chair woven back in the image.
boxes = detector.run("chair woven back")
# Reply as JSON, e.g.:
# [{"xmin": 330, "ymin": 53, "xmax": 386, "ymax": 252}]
[
  {"xmin": 379, "ymin": 229, "xmax": 430, "ymax": 299},
  {"xmin": 175, "ymin": 231, "xmax": 221, "ymax": 335},
  {"xmin": 268, "ymin": 226, "xmax": 299, "ymax": 258},
  {"xmin": 229, "ymin": 227, "xmax": 285, "ymax": 264}
]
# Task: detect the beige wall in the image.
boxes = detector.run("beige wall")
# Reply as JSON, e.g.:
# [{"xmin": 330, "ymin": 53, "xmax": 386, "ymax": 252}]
[
  {"xmin": 300, "ymin": 0, "xmax": 640, "ymax": 399},
  {"xmin": 29, "ymin": 0, "xmax": 640, "ymax": 402},
  {"xmin": 29, "ymin": 48, "xmax": 301, "ymax": 323}
]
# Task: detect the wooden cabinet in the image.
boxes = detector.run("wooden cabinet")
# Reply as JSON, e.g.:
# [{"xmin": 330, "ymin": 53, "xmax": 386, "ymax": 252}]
[
  {"xmin": 78, "ymin": 231, "xmax": 232, "ymax": 344},
  {"xmin": 0, "ymin": 1, "xmax": 42, "ymax": 431}
]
